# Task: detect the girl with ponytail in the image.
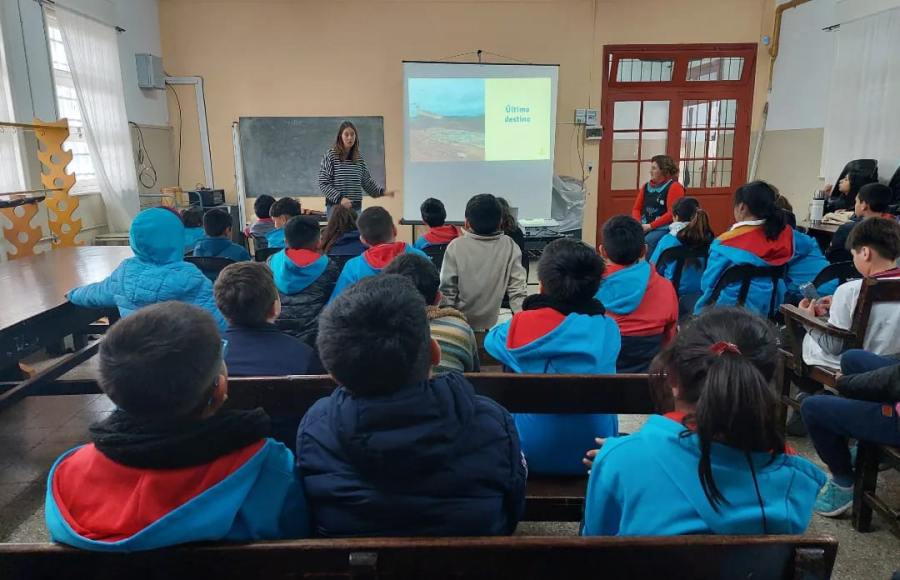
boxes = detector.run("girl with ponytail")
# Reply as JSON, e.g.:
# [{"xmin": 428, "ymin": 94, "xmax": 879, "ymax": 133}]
[
  {"xmin": 693, "ymin": 181, "xmax": 795, "ymax": 318},
  {"xmin": 649, "ymin": 196, "xmax": 714, "ymax": 296},
  {"xmin": 581, "ymin": 309, "xmax": 825, "ymax": 536}
]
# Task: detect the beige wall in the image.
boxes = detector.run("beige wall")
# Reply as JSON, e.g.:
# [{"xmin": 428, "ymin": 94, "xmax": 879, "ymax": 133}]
[
  {"xmin": 159, "ymin": 0, "xmax": 774, "ymax": 245},
  {"xmin": 755, "ymin": 127, "xmax": 826, "ymax": 217}
]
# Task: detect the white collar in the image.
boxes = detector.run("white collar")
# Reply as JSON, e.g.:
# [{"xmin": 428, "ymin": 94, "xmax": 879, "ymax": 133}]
[
  {"xmin": 669, "ymin": 221, "xmax": 687, "ymax": 235},
  {"xmin": 730, "ymin": 219, "xmax": 765, "ymax": 230}
]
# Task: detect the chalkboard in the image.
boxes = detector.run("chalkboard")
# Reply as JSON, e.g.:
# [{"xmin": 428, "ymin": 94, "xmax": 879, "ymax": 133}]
[{"xmin": 238, "ymin": 117, "xmax": 386, "ymax": 198}]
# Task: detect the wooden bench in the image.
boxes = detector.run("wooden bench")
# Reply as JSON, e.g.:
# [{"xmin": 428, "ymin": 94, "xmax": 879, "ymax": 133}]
[
  {"xmin": 0, "ymin": 535, "xmax": 838, "ymax": 580},
  {"xmin": 779, "ymin": 277, "xmax": 900, "ymax": 537},
  {"xmin": 5, "ymin": 373, "xmax": 656, "ymax": 523}
]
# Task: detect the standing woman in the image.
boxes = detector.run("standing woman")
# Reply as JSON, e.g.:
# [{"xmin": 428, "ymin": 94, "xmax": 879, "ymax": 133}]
[
  {"xmin": 631, "ymin": 155, "xmax": 685, "ymax": 256},
  {"xmin": 319, "ymin": 121, "xmax": 395, "ymax": 217}
]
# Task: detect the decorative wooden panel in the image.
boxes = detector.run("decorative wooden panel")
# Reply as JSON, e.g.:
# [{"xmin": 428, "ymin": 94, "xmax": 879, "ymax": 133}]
[
  {"xmin": 33, "ymin": 118, "xmax": 83, "ymax": 249},
  {"xmin": 1, "ymin": 201, "xmax": 43, "ymax": 260}
]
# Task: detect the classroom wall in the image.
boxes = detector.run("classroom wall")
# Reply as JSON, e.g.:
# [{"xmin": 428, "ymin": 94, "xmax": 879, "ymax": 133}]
[{"xmin": 159, "ymin": 0, "xmax": 775, "ymax": 245}]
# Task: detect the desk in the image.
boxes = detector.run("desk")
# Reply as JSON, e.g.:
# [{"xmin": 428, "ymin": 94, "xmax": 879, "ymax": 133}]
[{"xmin": 0, "ymin": 247, "xmax": 131, "ymax": 382}]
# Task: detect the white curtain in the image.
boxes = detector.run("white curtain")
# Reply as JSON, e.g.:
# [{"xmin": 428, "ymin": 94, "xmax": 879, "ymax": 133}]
[
  {"xmin": 821, "ymin": 8, "xmax": 900, "ymax": 184},
  {"xmin": 0, "ymin": 20, "xmax": 25, "ymax": 194},
  {"xmin": 56, "ymin": 8, "xmax": 138, "ymax": 232}
]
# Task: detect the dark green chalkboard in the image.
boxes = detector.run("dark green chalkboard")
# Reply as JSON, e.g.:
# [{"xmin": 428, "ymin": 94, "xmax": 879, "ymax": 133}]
[{"xmin": 238, "ymin": 117, "xmax": 386, "ymax": 198}]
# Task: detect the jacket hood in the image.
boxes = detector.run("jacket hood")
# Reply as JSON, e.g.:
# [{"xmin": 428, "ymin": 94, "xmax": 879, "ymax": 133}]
[
  {"xmin": 714, "ymin": 224, "xmax": 794, "ymax": 267},
  {"xmin": 265, "ymin": 227, "xmax": 286, "ymax": 249},
  {"xmin": 130, "ymin": 209, "xmax": 185, "ymax": 265},
  {"xmin": 424, "ymin": 225, "xmax": 461, "ymax": 245},
  {"xmin": 271, "ymin": 250, "xmax": 329, "ymax": 294},
  {"xmin": 596, "ymin": 261, "xmax": 653, "ymax": 315},
  {"xmin": 332, "ymin": 373, "xmax": 476, "ymax": 473},
  {"xmin": 639, "ymin": 416, "xmax": 826, "ymax": 534},
  {"xmin": 194, "ymin": 237, "xmax": 232, "ymax": 257},
  {"xmin": 363, "ymin": 242, "xmax": 409, "ymax": 269}
]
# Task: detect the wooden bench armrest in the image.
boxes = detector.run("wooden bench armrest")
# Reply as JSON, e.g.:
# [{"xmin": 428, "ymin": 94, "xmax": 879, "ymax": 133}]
[{"xmin": 779, "ymin": 305, "xmax": 856, "ymax": 340}]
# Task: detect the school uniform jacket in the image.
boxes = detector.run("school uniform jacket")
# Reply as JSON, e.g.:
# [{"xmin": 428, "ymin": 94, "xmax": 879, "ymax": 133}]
[
  {"xmin": 414, "ymin": 225, "xmax": 462, "ymax": 250},
  {"xmin": 649, "ymin": 234, "xmax": 707, "ymax": 296},
  {"xmin": 271, "ymin": 249, "xmax": 340, "ymax": 347},
  {"xmin": 329, "ymin": 242, "xmax": 427, "ymax": 302},
  {"xmin": 787, "ymin": 229, "xmax": 837, "ymax": 299}
]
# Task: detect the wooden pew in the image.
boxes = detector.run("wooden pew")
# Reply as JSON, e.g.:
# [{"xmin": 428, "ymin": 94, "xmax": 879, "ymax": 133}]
[
  {"xmin": 0, "ymin": 535, "xmax": 838, "ymax": 580},
  {"xmin": 8, "ymin": 373, "xmax": 656, "ymax": 523}
]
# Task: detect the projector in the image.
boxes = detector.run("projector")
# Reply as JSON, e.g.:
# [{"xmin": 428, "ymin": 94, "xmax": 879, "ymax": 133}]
[{"xmin": 519, "ymin": 218, "xmax": 560, "ymax": 237}]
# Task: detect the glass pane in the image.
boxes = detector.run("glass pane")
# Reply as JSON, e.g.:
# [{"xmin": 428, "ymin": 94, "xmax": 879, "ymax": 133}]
[
  {"xmin": 686, "ymin": 57, "xmax": 745, "ymax": 81},
  {"xmin": 708, "ymin": 159, "xmax": 733, "ymax": 188},
  {"xmin": 681, "ymin": 130, "xmax": 707, "ymax": 160},
  {"xmin": 612, "ymin": 132, "xmax": 639, "ymax": 161},
  {"xmin": 716, "ymin": 99, "xmax": 738, "ymax": 129},
  {"xmin": 640, "ymin": 132, "xmax": 668, "ymax": 160},
  {"xmin": 713, "ymin": 130, "xmax": 735, "ymax": 158},
  {"xmin": 611, "ymin": 162, "xmax": 638, "ymax": 190},
  {"xmin": 639, "ymin": 161, "xmax": 654, "ymax": 185},
  {"xmin": 683, "ymin": 159, "xmax": 704, "ymax": 189},
  {"xmin": 616, "ymin": 58, "xmax": 674, "ymax": 82},
  {"xmin": 682, "ymin": 100, "xmax": 710, "ymax": 129},
  {"xmin": 642, "ymin": 101, "xmax": 669, "ymax": 130},
  {"xmin": 613, "ymin": 101, "xmax": 641, "ymax": 130}
]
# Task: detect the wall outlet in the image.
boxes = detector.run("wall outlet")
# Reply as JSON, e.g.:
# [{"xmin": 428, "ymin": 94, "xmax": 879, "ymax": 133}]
[
  {"xmin": 587, "ymin": 161, "xmax": 595, "ymax": 172},
  {"xmin": 585, "ymin": 109, "xmax": 598, "ymax": 126},
  {"xmin": 574, "ymin": 108, "xmax": 587, "ymax": 125}
]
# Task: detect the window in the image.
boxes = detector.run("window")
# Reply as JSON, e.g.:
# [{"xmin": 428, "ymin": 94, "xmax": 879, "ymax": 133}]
[{"xmin": 46, "ymin": 13, "xmax": 97, "ymax": 193}]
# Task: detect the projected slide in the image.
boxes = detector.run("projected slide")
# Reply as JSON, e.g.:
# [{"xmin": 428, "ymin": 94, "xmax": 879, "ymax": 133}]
[{"xmin": 408, "ymin": 77, "xmax": 551, "ymax": 163}]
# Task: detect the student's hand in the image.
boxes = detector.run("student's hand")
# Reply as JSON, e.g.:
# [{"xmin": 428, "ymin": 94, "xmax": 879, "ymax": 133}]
[
  {"xmin": 340, "ymin": 198, "xmax": 353, "ymax": 209},
  {"xmin": 582, "ymin": 438, "xmax": 606, "ymax": 474},
  {"xmin": 641, "ymin": 224, "xmax": 652, "ymax": 233},
  {"xmin": 819, "ymin": 296, "xmax": 833, "ymax": 310},
  {"xmin": 824, "ymin": 184, "xmax": 833, "ymax": 195},
  {"xmin": 799, "ymin": 298, "xmax": 817, "ymax": 317},
  {"xmin": 384, "ymin": 190, "xmax": 397, "ymax": 198}
]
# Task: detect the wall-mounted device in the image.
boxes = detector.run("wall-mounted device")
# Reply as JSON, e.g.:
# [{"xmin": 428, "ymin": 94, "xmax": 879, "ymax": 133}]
[
  {"xmin": 585, "ymin": 109, "xmax": 598, "ymax": 126},
  {"xmin": 585, "ymin": 125, "xmax": 604, "ymax": 141},
  {"xmin": 136, "ymin": 54, "xmax": 165, "ymax": 90},
  {"xmin": 574, "ymin": 108, "xmax": 587, "ymax": 124}
]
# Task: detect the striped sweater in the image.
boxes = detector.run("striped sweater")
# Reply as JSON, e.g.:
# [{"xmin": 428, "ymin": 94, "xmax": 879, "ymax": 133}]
[
  {"xmin": 318, "ymin": 149, "xmax": 384, "ymax": 205},
  {"xmin": 428, "ymin": 306, "xmax": 478, "ymax": 374}
]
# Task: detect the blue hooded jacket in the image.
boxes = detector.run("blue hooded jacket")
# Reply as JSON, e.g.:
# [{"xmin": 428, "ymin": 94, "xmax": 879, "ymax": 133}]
[
  {"xmin": 265, "ymin": 227, "xmax": 286, "ymax": 249},
  {"xmin": 193, "ymin": 236, "xmax": 252, "ymax": 263},
  {"xmin": 46, "ymin": 439, "xmax": 311, "ymax": 551},
  {"xmin": 270, "ymin": 249, "xmax": 339, "ymax": 346},
  {"xmin": 582, "ymin": 415, "xmax": 827, "ymax": 536},
  {"xmin": 485, "ymin": 301, "xmax": 621, "ymax": 475},
  {"xmin": 67, "ymin": 209, "xmax": 226, "ymax": 331},
  {"xmin": 296, "ymin": 372, "xmax": 527, "ymax": 537},
  {"xmin": 787, "ymin": 229, "xmax": 837, "ymax": 299},
  {"xmin": 183, "ymin": 227, "xmax": 205, "ymax": 252},
  {"xmin": 329, "ymin": 242, "xmax": 428, "ymax": 302},
  {"xmin": 649, "ymin": 234, "xmax": 706, "ymax": 296}
]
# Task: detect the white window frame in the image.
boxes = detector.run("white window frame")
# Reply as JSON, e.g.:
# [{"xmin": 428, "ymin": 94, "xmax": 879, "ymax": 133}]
[{"xmin": 45, "ymin": 11, "xmax": 99, "ymax": 195}]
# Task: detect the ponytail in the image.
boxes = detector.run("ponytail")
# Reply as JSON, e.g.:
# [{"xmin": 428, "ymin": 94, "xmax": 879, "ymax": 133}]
[
  {"xmin": 677, "ymin": 208, "xmax": 714, "ymax": 248},
  {"xmin": 762, "ymin": 210, "xmax": 788, "ymax": 242}
]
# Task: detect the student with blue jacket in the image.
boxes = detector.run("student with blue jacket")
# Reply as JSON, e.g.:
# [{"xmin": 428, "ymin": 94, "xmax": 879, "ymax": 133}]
[
  {"xmin": 265, "ymin": 197, "xmax": 303, "ymax": 250},
  {"xmin": 649, "ymin": 196, "xmax": 714, "ymax": 297},
  {"xmin": 46, "ymin": 303, "xmax": 310, "ymax": 551},
  {"xmin": 181, "ymin": 206, "xmax": 205, "ymax": 252},
  {"xmin": 582, "ymin": 308, "xmax": 826, "ymax": 536},
  {"xmin": 485, "ymin": 238, "xmax": 620, "ymax": 475},
  {"xmin": 67, "ymin": 208, "xmax": 226, "ymax": 331},
  {"xmin": 694, "ymin": 182, "xmax": 793, "ymax": 318},
  {"xmin": 193, "ymin": 209, "xmax": 252, "ymax": 280}
]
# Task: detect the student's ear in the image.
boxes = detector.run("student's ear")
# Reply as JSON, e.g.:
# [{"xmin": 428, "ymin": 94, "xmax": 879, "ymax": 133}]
[
  {"xmin": 429, "ymin": 338, "xmax": 441, "ymax": 367},
  {"xmin": 269, "ymin": 297, "xmax": 281, "ymax": 322},
  {"xmin": 599, "ymin": 245, "xmax": 609, "ymax": 261},
  {"xmin": 360, "ymin": 235, "xmax": 371, "ymax": 247},
  {"xmin": 224, "ymin": 226, "xmax": 233, "ymax": 238},
  {"xmin": 539, "ymin": 281, "xmax": 545, "ymax": 295},
  {"xmin": 314, "ymin": 238, "xmax": 323, "ymax": 253},
  {"xmin": 202, "ymin": 369, "xmax": 229, "ymax": 420},
  {"xmin": 433, "ymin": 290, "xmax": 443, "ymax": 307},
  {"xmin": 392, "ymin": 225, "xmax": 398, "ymax": 239},
  {"xmin": 640, "ymin": 244, "xmax": 648, "ymax": 260},
  {"xmin": 464, "ymin": 219, "xmax": 471, "ymax": 231}
]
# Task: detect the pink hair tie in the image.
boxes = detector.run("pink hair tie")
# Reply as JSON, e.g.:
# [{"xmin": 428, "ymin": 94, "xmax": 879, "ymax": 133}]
[{"xmin": 710, "ymin": 342, "xmax": 741, "ymax": 356}]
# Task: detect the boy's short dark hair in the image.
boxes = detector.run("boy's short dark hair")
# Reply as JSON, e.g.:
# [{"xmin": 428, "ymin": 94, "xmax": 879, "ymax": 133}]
[
  {"xmin": 357, "ymin": 206, "xmax": 395, "ymax": 245},
  {"xmin": 98, "ymin": 302, "xmax": 221, "ymax": 420},
  {"xmin": 465, "ymin": 194, "xmax": 502, "ymax": 235},
  {"xmin": 538, "ymin": 238, "xmax": 606, "ymax": 302},
  {"xmin": 382, "ymin": 253, "xmax": 440, "ymax": 305},
  {"xmin": 284, "ymin": 216, "xmax": 321, "ymax": 250},
  {"xmin": 182, "ymin": 206, "xmax": 203, "ymax": 228},
  {"xmin": 848, "ymin": 216, "xmax": 900, "ymax": 260},
  {"xmin": 254, "ymin": 195, "xmax": 276, "ymax": 219},
  {"xmin": 317, "ymin": 275, "xmax": 431, "ymax": 396},
  {"xmin": 214, "ymin": 262, "xmax": 278, "ymax": 326},
  {"xmin": 270, "ymin": 197, "xmax": 302, "ymax": 219},
  {"xmin": 601, "ymin": 215, "xmax": 646, "ymax": 265},
  {"xmin": 420, "ymin": 198, "xmax": 447, "ymax": 228},
  {"xmin": 858, "ymin": 183, "xmax": 893, "ymax": 213},
  {"xmin": 203, "ymin": 208, "xmax": 232, "ymax": 237}
]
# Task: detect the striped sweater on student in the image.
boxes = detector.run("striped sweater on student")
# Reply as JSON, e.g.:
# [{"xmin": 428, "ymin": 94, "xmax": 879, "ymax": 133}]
[
  {"xmin": 318, "ymin": 149, "xmax": 384, "ymax": 205},
  {"xmin": 428, "ymin": 306, "xmax": 478, "ymax": 374}
]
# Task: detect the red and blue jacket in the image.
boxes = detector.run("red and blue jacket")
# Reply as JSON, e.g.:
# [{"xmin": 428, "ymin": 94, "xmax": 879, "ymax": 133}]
[
  {"xmin": 485, "ymin": 304, "xmax": 621, "ymax": 475},
  {"xmin": 694, "ymin": 223, "xmax": 793, "ymax": 317},
  {"xmin": 414, "ymin": 225, "xmax": 462, "ymax": 250},
  {"xmin": 329, "ymin": 242, "xmax": 428, "ymax": 302}
]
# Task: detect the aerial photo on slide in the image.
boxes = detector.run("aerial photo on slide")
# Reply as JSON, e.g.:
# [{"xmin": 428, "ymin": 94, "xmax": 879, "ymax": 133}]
[{"xmin": 408, "ymin": 78, "xmax": 485, "ymax": 162}]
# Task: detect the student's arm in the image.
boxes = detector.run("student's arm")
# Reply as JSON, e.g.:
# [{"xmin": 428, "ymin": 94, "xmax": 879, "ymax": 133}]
[
  {"xmin": 506, "ymin": 245, "xmax": 528, "ymax": 314},
  {"xmin": 328, "ymin": 269, "xmax": 354, "ymax": 304},
  {"xmin": 439, "ymin": 246, "xmax": 460, "ymax": 308},
  {"xmin": 500, "ymin": 409, "xmax": 527, "ymax": 534},
  {"xmin": 649, "ymin": 234, "xmax": 671, "ymax": 266},
  {"xmin": 318, "ymin": 152, "xmax": 344, "ymax": 204},
  {"xmin": 806, "ymin": 284, "xmax": 854, "ymax": 355},
  {"xmin": 359, "ymin": 157, "xmax": 385, "ymax": 198},
  {"xmin": 66, "ymin": 265, "xmax": 124, "ymax": 309},
  {"xmin": 237, "ymin": 244, "xmax": 252, "ymax": 262},
  {"xmin": 662, "ymin": 282, "xmax": 679, "ymax": 345},
  {"xmin": 693, "ymin": 245, "xmax": 729, "ymax": 315},
  {"xmin": 649, "ymin": 182, "xmax": 685, "ymax": 230},
  {"xmin": 631, "ymin": 187, "xmax": 645, "ymax": 222},
  {"xmin": 837, "ymin": 362, "xmax": 900, "ymax": 402},
  {"xmin": 581, "ymin": 448, "xmax": 623, "ymax": 536},
  {"xmin": 413, "ymin": 236, "xmax": 428, "ymax": 250}
]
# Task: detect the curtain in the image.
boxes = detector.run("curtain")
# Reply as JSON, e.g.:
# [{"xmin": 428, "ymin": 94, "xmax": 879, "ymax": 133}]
[
  {"xmin": 0, "ymin": 20, "xmax": 25, "ymax": 194},
  {"xmin": 55, "ymin": 8, "xmax": 138, "ymax": 232},
  {"xmin": 821, "ymin": 8, "xmax": 900, "ymax": 184}
]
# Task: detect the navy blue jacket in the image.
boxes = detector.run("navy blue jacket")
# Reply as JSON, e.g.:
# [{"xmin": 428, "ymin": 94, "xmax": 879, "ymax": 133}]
[
  {"xmin": 327, "ymin": 231, "xmax": 368, "ymax": 256},
  {"xmin": 296, "ymin": 372, "xmax": 526, "ymax": 537},
  {"xmin": 223, "ymin": 323, "xmax": 323, "ymax": 377}
]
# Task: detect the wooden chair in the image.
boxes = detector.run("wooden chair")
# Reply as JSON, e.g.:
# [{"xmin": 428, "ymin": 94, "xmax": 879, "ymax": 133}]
[
  {"xmin": 422, "ymin": 243, "xmax": 450, "ymax": 271},
  {"xmin": 654, "ymin": 245, "xmax": 708, "ymax": 295},
  {"xmin": 256, "ymin": 247, "xmax": 281, "ymax": 262},
  {"xmin": 184, "ymin": 256, "xmax": 236, "ymax": 280},
  {"xmin": 708, "ymin": 263, "xmax": 787, "ymax": 320},
  {"xmin": 825, "ymin": 248, "xmax": 853, "ymax": 265}
]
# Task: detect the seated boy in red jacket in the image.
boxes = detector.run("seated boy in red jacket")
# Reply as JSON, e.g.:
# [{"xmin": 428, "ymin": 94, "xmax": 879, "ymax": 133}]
[{"xmin": 595, "ymin": 215, "xmax": 678, "ymax": 373}]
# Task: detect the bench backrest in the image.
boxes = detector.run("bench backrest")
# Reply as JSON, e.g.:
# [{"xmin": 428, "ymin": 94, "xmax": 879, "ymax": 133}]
[
  {"xmin": 655, "ymin": 245, "xmax": 709, "ymax": 294},
  {"xmin": 710, "ymin": 263, "xmax": 787, "ymax": 319},
  {"xmin": 422, "ymin": 242, "xmax": 450, "ymax": 271},
  {"xmin": 0, "ymin": 536, "xmax": 838, "ymax": 580},
  {"xmin": 255, "ymin": 247, "xmax": 280, "ymax": 262},
  {"xmin": 184, "ymin": 256, "xmax": 235, "ymax": 279},
  {"xmin": 848, "ymin": 277, "xmax": 900, "ymax": 349}
]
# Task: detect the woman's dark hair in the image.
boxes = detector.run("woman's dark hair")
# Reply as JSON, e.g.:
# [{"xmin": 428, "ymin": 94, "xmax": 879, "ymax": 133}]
[
  {"xmin": 733, "ymin": 181, "xmax": 788, "ymax": 241},
  {"xmin": 651, "ymin": 155, "xmax": 679, "ymax": 178},
  {"xmin": 844, "ymin": 169, "xmax": 878, "ymax": 203},
  {"xmin": 321, "ymin": 205, "xmax": 358, "ymax": 254},
  {"xmin": 496, "ymin": 197, "xmax": 519, "ymax": 236},
  {"xmin": 333, "ymin": 121, "xmax": 360, "ymax": 162},
  {"xmin": 649, "ymin": 308, "xmax": 783, "ymax": 516},
  {"xmin": 672, "ymin": 196, "xmax": 714, "ymax": 248}
]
